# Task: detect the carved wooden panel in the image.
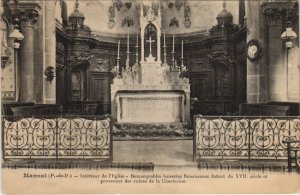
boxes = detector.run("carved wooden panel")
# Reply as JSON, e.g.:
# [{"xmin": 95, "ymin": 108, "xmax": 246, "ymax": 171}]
[
  {"xmin": 56, "ymin": 39, "xmax": 67, "ymax": 105},
  {"xmin": 89, "ymin": 57, "xmax": 110, "ymax": 72},
  {"xmin": 189, "ymin": 58, "xmax": 212, "ymax": 72},
  {"xmin": 215, "ymin": 69, "xmax": 232, "ymax": 97},
  {"xmin": 71, "ymin": 71, "xmax": 82, "ymax": 101},
  {"xmin": 89, "ymin": 72, "xmax": 111, "ymax": 102}
]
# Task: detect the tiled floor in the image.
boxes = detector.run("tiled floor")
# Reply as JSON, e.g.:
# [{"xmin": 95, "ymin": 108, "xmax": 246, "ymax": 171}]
[{"xmin": 113, "ymin": 140, "xmax": 298, "ymax": 172}]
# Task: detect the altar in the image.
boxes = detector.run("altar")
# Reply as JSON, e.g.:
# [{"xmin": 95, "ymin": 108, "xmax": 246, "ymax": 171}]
[
  {"xmin": 110, "ymin": 3, "xmax": 190, "ymax": 124},
  {"xmin": 116, "ymin": 92, "xmax": 184, "ymax": 123}
]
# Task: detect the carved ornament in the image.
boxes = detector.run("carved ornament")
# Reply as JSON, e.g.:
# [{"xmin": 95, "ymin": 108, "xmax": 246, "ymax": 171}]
[
  {"xmin": 207, "ymin": 51, "xmax": 235, "ymax": 68},
  {"xmin": 8, "ymin": 2, "xmax": 41, "ymax": 28}
]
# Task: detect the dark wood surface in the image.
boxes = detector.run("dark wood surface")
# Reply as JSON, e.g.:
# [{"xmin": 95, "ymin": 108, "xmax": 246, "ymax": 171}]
[{"xmin": 239, "ymin": 103, "xmax": 291, "ymax": 116}]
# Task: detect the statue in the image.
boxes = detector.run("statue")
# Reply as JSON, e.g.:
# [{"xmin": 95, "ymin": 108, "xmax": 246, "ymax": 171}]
[
  {"xmin": 184, "ymin": 4, "xmax": 191, "ymax": 19},
  {"xmin": 122, "ymin": 16, "xmax": 134, "ymax": 27},
  {"xmin": 108, "ymin": 6, "xmax": 115, "ymax": 22},
  {"xmin": 169, "ymin": 17, "xmax": 179, "ymax": 27},
  {"xmin": 183, "ymin": 4, "xmax": 191, "ymax": 28}
]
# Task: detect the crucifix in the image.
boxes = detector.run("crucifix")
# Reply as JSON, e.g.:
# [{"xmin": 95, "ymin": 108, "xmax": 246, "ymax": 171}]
[
  {"xmin": 75, "ymin": 0, "xmax": 79, "ymax": 10},
  {"xmin": 146, "ymin": 36, "xmax": 155, "ymax": 56}
]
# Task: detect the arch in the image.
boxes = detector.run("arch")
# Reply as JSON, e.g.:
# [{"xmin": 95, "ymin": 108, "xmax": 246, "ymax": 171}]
[{"xmin": 144, "ymin": 23, "xmax": 157, "ymax": 37}]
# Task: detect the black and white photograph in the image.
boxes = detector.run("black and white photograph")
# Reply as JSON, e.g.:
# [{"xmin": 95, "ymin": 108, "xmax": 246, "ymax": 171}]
[{"xmin": 0, "ymin": 0, "xmax": 300, "ymax": 193}]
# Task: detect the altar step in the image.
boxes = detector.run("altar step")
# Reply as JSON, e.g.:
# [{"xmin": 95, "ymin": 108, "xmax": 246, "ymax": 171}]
[{"xmin": 113, "ymin": 122, "xmax": 193, "ymax": 140}]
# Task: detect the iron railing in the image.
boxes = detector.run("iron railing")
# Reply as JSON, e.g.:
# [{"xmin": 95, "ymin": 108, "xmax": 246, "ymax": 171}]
[
  {"xmin": 2, "ymin": 115, "xmax": 112, "ymax": 161},
  {"xmin": 194, "ymin": 116, "xmax": 300, "ymax": 160}
]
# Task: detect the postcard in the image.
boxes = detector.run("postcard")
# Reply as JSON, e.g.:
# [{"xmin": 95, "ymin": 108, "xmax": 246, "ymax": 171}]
[{"xmin": 1, "ymin": 0, "xmax": 300, "ymax": 194}]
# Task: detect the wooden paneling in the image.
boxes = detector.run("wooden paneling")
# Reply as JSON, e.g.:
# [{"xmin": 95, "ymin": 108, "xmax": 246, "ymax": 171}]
[
  {"xmin": 89, "ymin": 72, "xmax": 111, "ymax": 102},
  {"xmin": 190, "ymin": 72, "xmax": 214, "ymax": 100},
  {"xmin": 56, "ymin": 36, "xmax": 67, "ymax": 105}
]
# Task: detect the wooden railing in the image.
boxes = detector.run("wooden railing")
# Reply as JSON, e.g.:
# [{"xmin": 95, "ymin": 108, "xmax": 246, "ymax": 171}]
[{"xmin": 194, "ymin": 116, "xmax": 300, "ymax": 160}]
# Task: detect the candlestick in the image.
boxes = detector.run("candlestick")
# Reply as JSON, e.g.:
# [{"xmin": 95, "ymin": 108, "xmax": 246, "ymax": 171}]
[
  {"xmin": 164, "ymin": 31, "xmax": 166, "ymax": 46},
  {"xmin": 172, "ymin": 34, "xmax": 174, "ymax": 52},
  {"xmin": 181, "ymin": 40, "xmax": 183, "ymax": 58},
  {"xmin": 117, "ymin": 40, "xmax": 120, "ymax": 58},
  {"xmin": 163, "ymin": 31, "xmax": 167, "ymax": 64},
  {"xmin": 135, "ymin": 32, "xmax": 139, "ymax": 64},
  {"xmin": 171, "ymin": 51, "xmax": 175, "ymax": 70},
  {"xmin": 127, "ymin": 34, "xmax": 129, "ymax": 52},
  {"xmin": 116, "ymin": 56, "xmax": 121, "ymax": 77}
]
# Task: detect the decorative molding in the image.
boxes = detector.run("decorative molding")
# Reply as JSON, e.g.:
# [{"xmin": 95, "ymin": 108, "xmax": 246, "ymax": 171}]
[
  {"xmin": 1, "ymin": 91, "xmax": 15, "ymax": 99},
  {"xmin": 189, "ymin": 58, "xmax": 212, "ymax": 72},
  {"xmin": 1, "ymin": 56, "xmax": 9, "ymax": 69},
  {"xmin": 211, "ymin": 44, "xmax": 229, "ymax": 52},
  {"xmin": 56, "ymin": 54, "xmax": 65, "ymax": 69},
  {"xmin": 20, "ymin": 9, "xmax": 39, "ymax": 27},
  {"xmin": 262, "ymin": 2, "xmax": 297, "ymax": 27},
  {"xmin": 263, "ymin": 8, "xmax": 284, "ymax": 26},
  {"xmin": 208, "ymin": 51, "xmax": 235, "ymax": 67},
  {"xmin": 71, "ymin": 72, "xmax": 81, "ymax": 90},
  {"xmin": 111, "ymin": 84, "xmax": 190, "ymax": 94},
  {"xmin": 69, "ymin": 53, "xmax": 111, "ymax": 72},
  {"xmin": 56, "ymin": 41, "xmax": 65, "ymax": 52},
  {"xmin": 89, "ymin": 57, "xmax": 110, "ymax": 72},
  {"xmin": 1, "ymin": 16, "xmax": 11, "ymax": 69}
]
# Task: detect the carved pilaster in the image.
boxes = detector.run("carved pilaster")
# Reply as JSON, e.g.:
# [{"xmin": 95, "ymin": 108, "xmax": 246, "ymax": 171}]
[
  {"xmin": 8, "ymin": 2, "xmax": 41, "ymax": 27},
  {"xmin": 263, "ymin": 8, "xmax": 284, "ymax": 26},
  {"xmin": 263, "ymin": 2, "xmax": 296, "ymax": 27},
  {"xmin": 8, "ymin": 2, "xmax": 41, "ymax": 103},
  {"xmin": 19, "ymin": 9, "xmax": 39, "ymax": 27}
]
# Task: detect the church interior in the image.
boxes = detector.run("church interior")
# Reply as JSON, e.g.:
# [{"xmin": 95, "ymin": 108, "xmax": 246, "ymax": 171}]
[{"xmin": 1, "ymin": 0, "xmax": 300, "ymax": 171}]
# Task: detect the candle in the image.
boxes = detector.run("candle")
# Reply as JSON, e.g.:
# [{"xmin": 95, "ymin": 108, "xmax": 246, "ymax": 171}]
[
  {"xmin": 117, "ymin": 40, "xmax": 120, "ymax": 58},
  {"xmin": 164, "ymin": 31, "xmax": 166, "ymax": 46},
  {"xmin": 127, "ymin": 34, "xmax": 130, "ymax": 52},
  {"xmin": 181, "ymin": 40, "xmax": 183, "ymax": 58},
  {"xmin": 172, "ymin": 34, "xmax": 174, "ymax": 52},
  {"xmin": 137, "ymin": 31, "xmax": 138, "ymax": 46}
]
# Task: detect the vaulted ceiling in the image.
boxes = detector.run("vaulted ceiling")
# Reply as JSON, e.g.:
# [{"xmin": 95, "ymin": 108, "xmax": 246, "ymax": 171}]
[{"xmin": 59, "ymin": 0, "xmax": 239, "ymax": 35}]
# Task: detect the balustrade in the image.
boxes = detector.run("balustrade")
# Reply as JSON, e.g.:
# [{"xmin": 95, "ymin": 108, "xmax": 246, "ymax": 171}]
[
  {"xmin": 194, "ymin": 116, "xmax": 300, "ymax": 160},
  {"xmin": 2, "ymin": 115, "xmax": 112, "ymax": 161}
]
